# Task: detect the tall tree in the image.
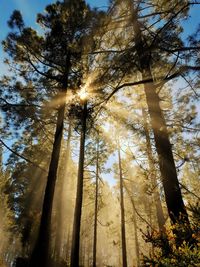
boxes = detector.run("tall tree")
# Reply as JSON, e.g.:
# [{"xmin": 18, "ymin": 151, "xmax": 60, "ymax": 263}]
[
  {"xmin": 70, "ymin": 99, "xmax": 88, "ymax": 267},
  {"xmin": 117, "ymin": 143, "xmax": 128, "ymax": 267},
  {"xmin": 92, "ymin": 135, "xmax": 99, "ymax": 267},
  {"xmin": 3, "ymin": 1, "xmax": 94, "ymax": 266},
  {"xmin": 124, "ymin": 184, "xmax": 140, "ymax": 267},
  {"xmin": 95, "ymin": 0, "xmax": 200, "ymax": 236},
  {"xmin": 142, "ymin": 108, "xmax": 166, "ymax": 232},
  {"xmin": 131, "ymin": 6, "xmax": 188, "ymax": 226},
  {"xmin": 54, "ymin": 122, "xmax": 72, "ymax": 263}
]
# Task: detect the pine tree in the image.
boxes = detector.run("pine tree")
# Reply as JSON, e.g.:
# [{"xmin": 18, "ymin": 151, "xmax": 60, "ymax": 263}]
[
  {"xmin": 3, "ymin": 1, "xmax": 95, "ymax": 266},
  {"xmin": 70, "ymin": 99, "xmax": 88, "ymax": 267},
  {"xmin": 93, "ymin": 0, "xmax": 200, "ymax": 243}
]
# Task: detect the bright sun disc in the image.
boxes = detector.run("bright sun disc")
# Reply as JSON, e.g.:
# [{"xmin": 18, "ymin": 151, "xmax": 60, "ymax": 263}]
[{"xmin": 78, "ymin": 87, "xmax": 88, "ymax": 100}]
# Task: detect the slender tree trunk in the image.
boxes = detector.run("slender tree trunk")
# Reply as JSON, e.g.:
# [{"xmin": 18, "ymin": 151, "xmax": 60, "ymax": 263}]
[
  {"xmin": 70, "ymin": 101, "xmax": 87, "ymax": 267},
  {"xmin": 142, "ymin": 108, "xmax": 166, "ymax": 232},
  {"xmin": 54, "ymin": 122, "xmax": 72, "ymax": 262},
  {"xmin": 29, "ymin": 99, "xmax": 67, "ymax": 267},
  {"xmin": 131, "ymin": 197, "xmax": 140, "ymax": 267},
  {"xmin": 131, "ymin": 12, "xmax": 190, "ymax": 228},
  {"xmin": 124, "ymin": 186, "xmax": 140, "ymax": 267},
  {"xmin": 118, "ymin": 146, "xmax": 128, "ymax": 267},
  {"xmin": 93, "ymin": 137, "xmax": 99, "ymax": 267}
]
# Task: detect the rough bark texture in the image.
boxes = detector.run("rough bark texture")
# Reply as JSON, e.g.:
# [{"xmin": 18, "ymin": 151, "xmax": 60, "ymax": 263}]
[
  {"xmin": 93, "ymin": 138, "xmax": 99, "ymax": 267},
  {"xmin": 70, "ymin": 101, "xmax": 87, "ymax": 267},
  {"xmin": 118, "ymin": 147, "xmax": 128, "ymax": 267},
  {"xmin": 29, "ymin": 101, "xmax": 66, "ymax": 267}
]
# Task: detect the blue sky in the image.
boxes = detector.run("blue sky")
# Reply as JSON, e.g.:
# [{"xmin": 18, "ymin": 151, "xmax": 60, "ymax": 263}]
[
  {"xmin": 0, "ymin": 0, "xmax": 108, "ymax": 73},
  {"xmin": 0, "ymin": 0, "xmax": 108, "ymax": 40},
  {"xmin": 0, "ymin": 1, "xmax": 199, "ymax": 65}
]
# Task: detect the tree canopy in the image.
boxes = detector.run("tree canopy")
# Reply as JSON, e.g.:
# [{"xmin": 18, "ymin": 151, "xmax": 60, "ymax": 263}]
[{"xmin": 0, "ymin": 0, "xmax": 200, "ymax": 267}]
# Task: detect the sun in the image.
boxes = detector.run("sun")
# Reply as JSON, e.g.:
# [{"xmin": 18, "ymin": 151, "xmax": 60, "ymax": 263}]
[{"xmin": 78, "ymin": 86, "xmax": 88, "ymax": 101}]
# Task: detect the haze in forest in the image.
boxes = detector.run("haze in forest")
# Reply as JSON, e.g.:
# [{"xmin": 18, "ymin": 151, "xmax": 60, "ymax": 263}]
[{"xmin": 0, "ymin": 1, "xmax": 200, "ymax": 267}]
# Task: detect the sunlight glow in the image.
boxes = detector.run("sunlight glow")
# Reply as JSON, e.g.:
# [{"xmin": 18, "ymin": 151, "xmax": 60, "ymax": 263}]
[{"xmin": 78, "ymin": 86, "xmax": 88, "ymax": 101}]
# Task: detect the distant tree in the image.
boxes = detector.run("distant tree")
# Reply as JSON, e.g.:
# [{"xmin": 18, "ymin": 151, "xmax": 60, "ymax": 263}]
[
  {"xmin": 117, "ymin": 142, "xmax": 128, "ymax": 267},
  {"xmin": 84, "ymin": 129, "xmax": 112, "ymax": 267}
]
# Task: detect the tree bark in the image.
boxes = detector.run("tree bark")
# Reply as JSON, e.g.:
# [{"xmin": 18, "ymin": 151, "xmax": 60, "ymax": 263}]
[
  {"xmin": 118, "ymin": 146, "xmax": 128, "ymax": 267},
  {"xmin": 70, "ymin": 101, "xmax": 87, "ymax": 267},
  {"xmin": 92, "ymin": 137, "xmax": 99, "ymax": 267},
  {"xmin": 132, "ymin": 12, "xmax": 190, "ymax": 227},
  {"xmin": 142, "ymin": 108, "xmax": 166, "ymax": 232},
  {"xmin": 29, "ymin": 100, "xmax": 67, "ymax": 267},
  {"xmin": 54, "ymin": 122, "xmax": 72, "ymax": 261}
]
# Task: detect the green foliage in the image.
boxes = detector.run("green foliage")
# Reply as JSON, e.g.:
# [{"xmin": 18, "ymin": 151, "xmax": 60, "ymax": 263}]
[
  {"xmin": 142, "ymin": 208, "xmax": 200, "ymax": 267},
  {"xmin": 143, "ymin": 242, "xmax": 200, "ymax": 267}
]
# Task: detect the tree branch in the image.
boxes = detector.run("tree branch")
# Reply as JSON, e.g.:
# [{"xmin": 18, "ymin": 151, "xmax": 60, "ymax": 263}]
[
  {"xmin": 0, "ymin": 97, "xmax": 42, "ymax": 108},
  {"xmin": 102, "ymin": 65, "xmax": 200, "ymax": 104},
  {"xmin": 0, "ymin": 139, "xmax": 47, "ymax": 173}
]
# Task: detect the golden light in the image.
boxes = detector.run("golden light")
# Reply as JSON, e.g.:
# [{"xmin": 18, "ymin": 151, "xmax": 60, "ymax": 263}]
[{"xmin": 78, "ymin": 86, "xmax": 88, "ymax": 101}]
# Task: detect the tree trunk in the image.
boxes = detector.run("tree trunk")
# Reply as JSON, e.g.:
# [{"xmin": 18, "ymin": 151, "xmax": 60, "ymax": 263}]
[
  {"xmin": 131, "ymin": 199, "xmax": 140, "ymax": 267},
  {"xmin": 70, "ymin": 101, "xmax": 87, "ymax": 267},
  {"xmin": 142, "ymin": 108, "xmax": 166, "ymax": 232},
  {"xmin": 143, "ymin": 78, "xmax": 188, "ymax": 223},
  {"xmin": 29, "ymin": 100, "xmax": 67, "ymax": 267},
  {"xmin": 125, "ymin": 186, "xmax": 140, "ymax": 267},
  {"xmin": 118, "ymin": 146, "xmax": 128, "ymax": 267},
  {"xmin": 132, "ymin": 13, "xmax": 190, "ymax": 228},
  {"xmin": 92, "ymin": 137, "xmax": 99, "ymax": 267},
  {"xmin": 54, "ymin": 122, "xmax": 72, "ymax": 261}
]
